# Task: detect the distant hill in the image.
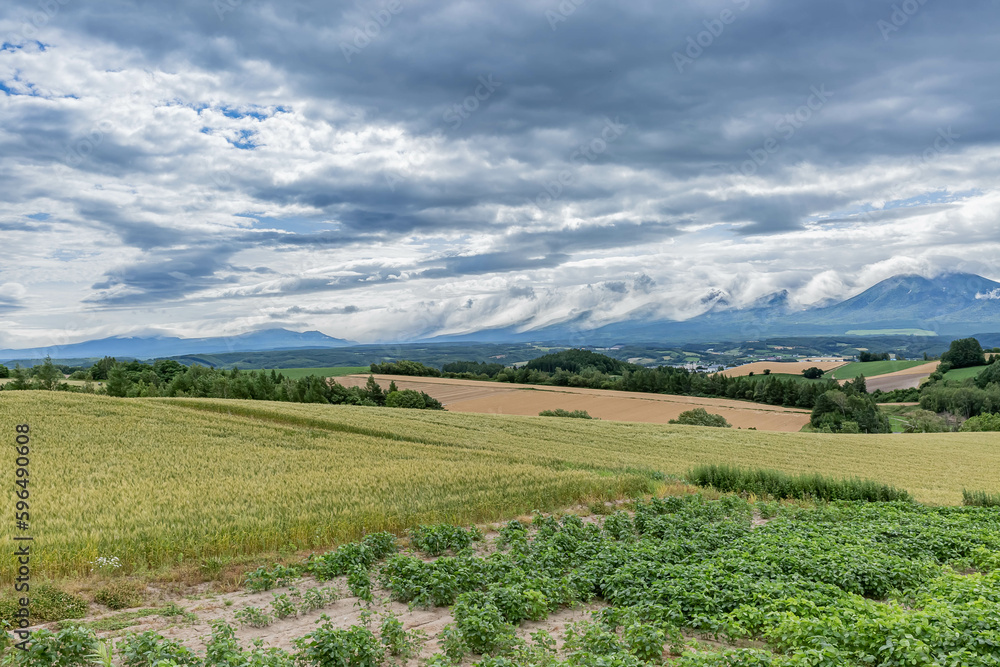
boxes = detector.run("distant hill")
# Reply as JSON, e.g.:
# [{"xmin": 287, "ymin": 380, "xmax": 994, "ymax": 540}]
[
  {"xmin": 511, "ymin": 273, "xmax": 1000, "ymax": 344},
  {"xmin": 0, "ymin": 328, "xmax": 354, "ymax": 363}
]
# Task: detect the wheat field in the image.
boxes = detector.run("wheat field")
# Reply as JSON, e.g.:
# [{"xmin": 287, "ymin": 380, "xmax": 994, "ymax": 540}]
[{"xmin": 2, "ymin": 392, "xmax": 1000, "ymax": 581}]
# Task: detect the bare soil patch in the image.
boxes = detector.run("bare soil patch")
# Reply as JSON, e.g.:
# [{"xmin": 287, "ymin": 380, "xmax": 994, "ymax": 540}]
[
  {"xmin": 340, "ymin": 375, "xmax": 811, "ymax": 432},
  {"xmin": 719, "ymin": 360, "xmax": 847, "ymax": 377}
]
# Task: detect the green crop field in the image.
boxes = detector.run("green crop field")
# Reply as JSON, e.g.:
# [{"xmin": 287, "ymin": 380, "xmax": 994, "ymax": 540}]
[
  {"xmin": 3, "ymin": 392, "xmax": 1000, "ymax": 582},
  {"xmin": 943, "ymin": 365, "xmax": 989, "ymax": 382},
  {"xmin": 262, "ymin": 366, "xmax": 369, "ymax": 379},
  {"xmin": 829, "ymin": 359, "xmax": 934, "ymax": 380}
]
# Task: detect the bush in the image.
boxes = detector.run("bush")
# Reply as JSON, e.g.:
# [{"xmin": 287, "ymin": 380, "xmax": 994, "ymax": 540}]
[
  {"xmin": 688, "ymin": 464, "xmax": 912, "ymax": 502},
  {"xmin": 669, "ymin": 408, "xmax": 731, "ymax": 428},
  {"xmin": 538, "ymin": 409, "xmax": 593, "ymax": 419},
  {"xmin": 900, "ymin": 410, "xmax": 950, "ymax": 433},
  {"xmin": 409, "ymin": 524, "xmax": 481, "ymax": 556},
  {"xmin": 0, "ymin": 584, "xmax": 88, "ymax": 625},
  {"xmin": 960, "ymin": 413, "xmax": 1000, "ymax": 432},
  {"xmin": 962, "ymin": 489, "xmax": 1000, "ymax": 507},
  {"xmin": 94, "ymin": 580, "xmax": 146, "ymax": 610},
  {"xmin": 385, "ymin": 389, "xmax": 427, "ymax": 409},
  {"xmin": 294, "ymin": 622, "xmax": 384, "ymax": 667},
  {"xmin": 1, "ymin": 626, "xmax": 98, "ymax": 667}
]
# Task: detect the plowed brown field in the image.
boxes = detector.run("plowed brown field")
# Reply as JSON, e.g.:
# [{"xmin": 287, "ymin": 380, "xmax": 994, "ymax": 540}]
[
  {"xmin": 719, "ymin": 360, "xmax": 847, "ymax": 377},
  {"xmin": 847, "ymin": 361, "xmax": 939, "ymax": 392},
  {"xmin": 339, "ymin": 374, "xmax": 811, "ymax": 432}
]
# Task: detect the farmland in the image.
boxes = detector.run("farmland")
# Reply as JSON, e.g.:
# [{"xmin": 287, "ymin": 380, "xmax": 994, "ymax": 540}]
[
  {"xmin": 4, "ymin": 392, "xmax": 1000, "ymax": 584},
  {"xmin": 262, "ymin": 366, "xmax": 369, "ymax": 379},
  {"xmin": 829, "ymin": 359, "xmax": 935, "ymax": 380},
  {"xmin": 718, "ymin": 360, "xmax": 846, "ymax": 377},
  {"xmin": 338, "ymin": 374, "xmax": 813, "ymax": 431},
  {"xmin": 943, "ymin": 364, "xmax": 990, "ymax": 382}
]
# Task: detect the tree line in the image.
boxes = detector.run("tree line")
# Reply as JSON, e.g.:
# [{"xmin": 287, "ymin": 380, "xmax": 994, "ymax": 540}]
[{"xmin": 0, "ymin": 357, "xmax": 443, "ymax": 410}]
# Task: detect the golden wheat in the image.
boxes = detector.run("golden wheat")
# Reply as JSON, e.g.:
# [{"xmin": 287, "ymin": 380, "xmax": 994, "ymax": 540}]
[{"xmin": 2, "ymin": 392, "xmax": 999, "ymax": 581}]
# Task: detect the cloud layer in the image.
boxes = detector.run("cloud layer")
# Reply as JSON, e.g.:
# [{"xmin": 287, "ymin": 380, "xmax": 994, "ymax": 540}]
[{"xmin": 1, "ymin": 0, "xmax": 999, "ymax": 346}]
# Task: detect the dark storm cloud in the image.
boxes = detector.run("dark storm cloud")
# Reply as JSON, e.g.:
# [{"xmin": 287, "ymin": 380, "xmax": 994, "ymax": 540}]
[
  {"xmin": 25, "ymin": 0, "xmax": 1000, "ymax": 233},
  {"xmin": 5, "ymin": 0, "xmax": 1000, "ymax": 327}
]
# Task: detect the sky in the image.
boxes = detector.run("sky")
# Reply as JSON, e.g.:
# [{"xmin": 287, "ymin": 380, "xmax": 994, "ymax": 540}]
[{"xmin": 1, "ymin": 0, "xmax": 999, "ymax": 347}]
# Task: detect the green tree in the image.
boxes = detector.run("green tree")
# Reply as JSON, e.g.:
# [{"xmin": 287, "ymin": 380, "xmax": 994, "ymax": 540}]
[
  {"xmin": 941, "ymin": 337, "xmax": 986, "ymax": 369},
  {"xmin": 385, "ymin": 389, "xmax": 427, "ymax": 409},
  {"xmin": 105, "ymin": 365, "xmax": 131, "ymax": 398},
  {"xmin": 0, "ymin": 364, "xmax": 9, "ymax": 379},
  {"xmin": 802, "ymin": 367, "xmax": 824, "ymax": 379},
  {"xmin": 34, "ymin": 356, "xmax": 62, "ymax": 390}
]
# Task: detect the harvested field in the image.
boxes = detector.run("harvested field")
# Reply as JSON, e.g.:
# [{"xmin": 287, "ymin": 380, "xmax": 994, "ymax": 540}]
[
  {"xmin": 843, "ymin": 361, "xmax": 939, "ymax": 392},
  {"xmin": 718, "ymin": 360, "xmax": 846, "ymax": 377},
  {"xmin": 340, "ymin": 374, "xmax": 811, "ymax": 432}
]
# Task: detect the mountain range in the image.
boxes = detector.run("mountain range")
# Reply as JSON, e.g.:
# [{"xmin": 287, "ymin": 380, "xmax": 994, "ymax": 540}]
[
  {"xmin": 4, "ymin": 273, "xmax": 1000, "ymax": 361},
  {"xmin": 424, "ymin": 273, "xmax": 1000, "ymax": 345},
  {"xmin": 0, "ymin": 329, "xmax": 353, "ymax": 363}
]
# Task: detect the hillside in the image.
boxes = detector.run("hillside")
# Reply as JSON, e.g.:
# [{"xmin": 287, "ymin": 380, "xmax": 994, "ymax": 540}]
[{"xmin": 4, "ymin": 392, "xmax": 1000, "ymax": 581}]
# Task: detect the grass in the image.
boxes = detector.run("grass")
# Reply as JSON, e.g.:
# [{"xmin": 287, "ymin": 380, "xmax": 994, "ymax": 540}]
[
  {"xmin": 262, "ymin": 366, "xmax": 370, "ymax": 379},
  {"xmin": 829, "ymin": 360, "xmax": 935, "ymax": 380},
  {"xmin": 688, "ymin": 464, "xmax": 912, "ymax": 501},
  {"xmin": 4, "ymin": 392, "xmax": 1000, "ymax": 581},
  {"xmin": 962, "ymin": 489, "xmax": 1000, "ymax": 507},
  {"xmin": 943, "ymin": 365, "xmax": 989, "ymax": 382}
]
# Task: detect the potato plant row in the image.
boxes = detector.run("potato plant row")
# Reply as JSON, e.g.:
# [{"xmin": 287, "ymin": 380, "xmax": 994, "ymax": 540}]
[{"xmin": 7, "ymin": 495, "xmax": 1000, "ymax": 666}]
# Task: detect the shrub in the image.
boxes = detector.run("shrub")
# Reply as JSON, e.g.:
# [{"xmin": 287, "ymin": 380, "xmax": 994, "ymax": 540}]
[
  {"xmin": 688, "ymin": 464, "xmax": 912, "ymax": 502},
  {"xmin": 538, "ymin": 409, "xmax": 593, "ymax": 419},
  {"xmin": 293, "ymin": 622, "xmax": 384, "ymax": 667},
  {"xmin": 235, "ymin": 606, "xmax": 273, "ymax": 628},
  {"xmin": 669, "ymin": 408, "xmax": 731, "ymax": 428},
  {"xmin": 118, "ymin": 630, "xmax": 200, "ymax": 666},
  {"xmin": 453, "ymin": 592, "xmax": 515, "ymax": 655},
  {"xmin": 409, "ymin": 524, "xmax": 482, "ymax": 556},
  {"xmin": 94, "ymin": 580, "xmax": 146, "ymax": 610},
  {"xmin": 962, "ymin": 489, "xmax": 1000, "ymax": 508},
  {"xmin": 959, "ymin": 412, "xmax": 1000, "ymax": 432},
  {"xmin": 0, "ymin": 584, "xmax": 88, "ymax": 625},
  {"xmin": 900, "ymin": 410, "xmax": 950, "ymax": 433},
  {"xmin": 0, "ymin": 626, "xmax": 97, "ymax": 667},
  {"xmin": 385, "ymin": 389, "xmax": 427, "ymax": 409}
]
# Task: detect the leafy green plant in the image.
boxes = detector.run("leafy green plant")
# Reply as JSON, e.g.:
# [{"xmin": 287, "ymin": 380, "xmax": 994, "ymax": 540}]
[
  {"xmin": 0, "ymin": 626, "xmax": 97, "ymax": 667},
  {"xmin": 0, "ymin": 584, "xmax": 88, "ymax": 625},
  {"xmin": 271, "ymin": 593, "xmax": 298, "ymax": 619},
  {"xmin": 409, "ymin": 524, "xmax": 482, "ymax": 556},
  {"xmin": 452, "ymin": 592, "xmax": 515, "ymax": 655},
  {"xmin": 235, "ymin": 606, "xmax": 273, "ymax": 629},
  {"xmin": 293, "ymin": 620, "xmax": 384, "ymax": 667},
  {"xmin": 118, "ymin": 630, "xmax": 201, "ymax": 666}
]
